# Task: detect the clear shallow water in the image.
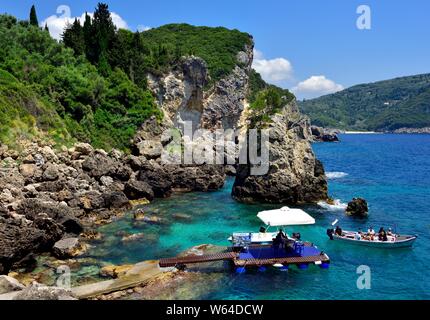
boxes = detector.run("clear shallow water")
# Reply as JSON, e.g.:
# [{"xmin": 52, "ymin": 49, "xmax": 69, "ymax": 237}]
[{"xmin": 87, "ymin": 134, "xmax": 430, "ymax": 299}]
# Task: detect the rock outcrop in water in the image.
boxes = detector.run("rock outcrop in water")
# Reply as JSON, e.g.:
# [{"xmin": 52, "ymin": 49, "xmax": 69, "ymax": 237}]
[
  {"xmin": 311, "ymin": 126, "xmax": 340, "ymax": 142},
  {"xmin": 232, "ymin": 102, "xmax": 328, "ymax": 204},
  {"xmin": 346, "ymin": 198, "xmax": 368, "ymax": 218}
]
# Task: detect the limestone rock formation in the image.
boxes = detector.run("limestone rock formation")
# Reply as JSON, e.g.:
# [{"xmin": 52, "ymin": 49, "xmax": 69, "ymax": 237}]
[{"xmin": 232, "ymin": 102, "xmax": 328, "ymax": 204}]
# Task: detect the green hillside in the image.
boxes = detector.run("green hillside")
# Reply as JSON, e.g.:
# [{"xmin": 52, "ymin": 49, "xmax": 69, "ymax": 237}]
[
  {"xmin": 298, "ymin": 73, "xmax": 430, "ymax": 131},
  {"xmin": 0, "ymin": 4, "xmax": 253, "ymax": 150}
]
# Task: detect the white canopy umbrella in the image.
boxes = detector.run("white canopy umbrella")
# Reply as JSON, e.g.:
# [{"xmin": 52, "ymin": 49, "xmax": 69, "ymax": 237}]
[{"xmin": 257, "ymin": 206, "xmax": 315, "ymax": 227}]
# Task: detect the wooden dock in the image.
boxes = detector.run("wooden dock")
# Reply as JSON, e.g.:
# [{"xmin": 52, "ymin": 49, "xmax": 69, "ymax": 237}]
[
  {"xmin": 158, "ymin": 244, "xmax": 330, "ymax": 269},
  {"xmin": 159, "ymin": 252, "xmax": 238, "ymax": 267},
  {"xmin": 233, "ymin": 253, "xmax": 329, "ymax": 267}
]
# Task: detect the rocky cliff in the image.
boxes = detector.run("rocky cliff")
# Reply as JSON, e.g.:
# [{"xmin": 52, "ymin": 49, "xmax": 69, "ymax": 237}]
[
  {"xmin": 232, "ymin": 101, "xmax": 328, "ymax": 204},
  {"xmin": 145, "ymin": 44, "xmax": 253, "ymax": 131}
]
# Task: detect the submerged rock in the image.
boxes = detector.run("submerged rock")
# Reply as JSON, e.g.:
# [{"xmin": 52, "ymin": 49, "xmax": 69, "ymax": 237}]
[
  {"xmin": 100, "ymin": 264, "xmax": 133, "ymax": 278},
  {"xmin": 346, "ymin": 198, "xmax": 368, "ymax": 217},
  {"xmin": 121, "ymin": 233, "xmax": 145, "ymax": 242}
]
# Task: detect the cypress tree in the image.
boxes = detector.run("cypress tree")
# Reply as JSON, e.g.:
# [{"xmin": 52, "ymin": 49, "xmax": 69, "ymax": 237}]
[
  {"xmin": 82, "ymin": 13, "xmax": 95, "ymax": 63},
  {"xmin": 92, "ymin": 2, "xmax": 116, "ymax": 68},
  {"xmin": 44, "ymin": 23, "xmax": 49, "ymax": 32},
  {"xmin": 29, "ymin": 5, "xmax": 39, "ymax": 26}
]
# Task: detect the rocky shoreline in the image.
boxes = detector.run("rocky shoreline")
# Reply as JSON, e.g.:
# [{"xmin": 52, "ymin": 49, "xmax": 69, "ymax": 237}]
[{"xmin": 0, "ymin": 139, "xmax": 225, "ymax": 275}]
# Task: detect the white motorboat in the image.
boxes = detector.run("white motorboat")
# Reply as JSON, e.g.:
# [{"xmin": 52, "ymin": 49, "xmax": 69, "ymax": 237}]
[{"xmin": 327, "ymin": 229, "xmax": 417, "ymax": 248}]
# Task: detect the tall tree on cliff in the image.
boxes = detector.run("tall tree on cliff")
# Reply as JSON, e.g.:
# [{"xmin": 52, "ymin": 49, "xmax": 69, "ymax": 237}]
[
  {"xmin": 62, "ymin": 19, "xmax": 85, "ymax": 56},
  {"xmin": 92, "ymin": 2, "xmax": 116, "ymax": 75},
  {"xmin": 29, "ymin": 5, "xmax": 38, "ymax": 26},
  {"xmin": 82, "ymin": 13, "xmax": 95, "ymax": 62}
]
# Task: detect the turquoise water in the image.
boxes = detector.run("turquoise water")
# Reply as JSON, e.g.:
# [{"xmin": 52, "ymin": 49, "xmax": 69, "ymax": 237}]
[{"xmin": 87, "ymin": 134, "xmax": 430, "ymax": 299}]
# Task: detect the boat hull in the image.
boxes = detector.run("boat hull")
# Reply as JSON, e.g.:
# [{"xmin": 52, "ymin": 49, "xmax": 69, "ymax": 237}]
[{"xmin": 332, "ymin": 232, "xmax": 417, "ymax": 248}]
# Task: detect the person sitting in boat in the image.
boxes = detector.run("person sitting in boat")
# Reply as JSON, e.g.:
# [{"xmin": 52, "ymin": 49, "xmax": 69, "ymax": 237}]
[
  {"xmin": 259, "ymin": 226, "xmax": 266, "ymax": 233},
  {"xmin": 355, "ymin": 229, "xmax": 363, "ymax": 240},
  {"xmin": 387, "ymin": 228, "xmax": 393, "ymax": 236},
  {"xmin": 367, "ymin": 227, "xmax": 375, "ymax": 240},
  {"xmin": 354, "ymin": 231, "xmax": 362, "ymax": 240},
  {"xmin": 335, "ymin": 226, "xmax": 343, "ymax": 236},
  {"xmin": 378, "ymin": 227, "xmax": 388, "ymax": 241}
]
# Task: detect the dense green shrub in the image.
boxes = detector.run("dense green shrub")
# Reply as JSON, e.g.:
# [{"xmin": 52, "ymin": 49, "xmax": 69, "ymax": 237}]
[{"xmin": 0, "ymin": 13, "xmax": 161, "ymax": 151}]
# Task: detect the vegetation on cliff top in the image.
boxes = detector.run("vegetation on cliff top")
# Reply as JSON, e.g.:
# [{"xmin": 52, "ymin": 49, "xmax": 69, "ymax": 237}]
[
  {"xmin": 0, "ymin": 3, "xmax": 292, "ymax": 150},
  {"xmin": 248, "ymin": 70, "xmax": 296, "ymax": 125},
  {"xmin": 0, "ymin": 6, "xmax": 162, "ymax": 151},
  {"xmin": 298, "ymin": 73, "xmax": 430, "ymax": 131},
  {"xmin": 0, "ymin": 4, "xmax": 256, "ymax": 150}
]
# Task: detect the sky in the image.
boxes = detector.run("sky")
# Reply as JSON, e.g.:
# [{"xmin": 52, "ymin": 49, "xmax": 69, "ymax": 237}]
[{"xmin": 1, "ymin": 0, "xmax": 430, "ymax": 99}]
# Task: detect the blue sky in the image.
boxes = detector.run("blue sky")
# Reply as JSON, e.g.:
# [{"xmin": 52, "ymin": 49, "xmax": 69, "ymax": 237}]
[{"xmin": 2, "ymin": 0, "xmax": 430, "ymax": 99}]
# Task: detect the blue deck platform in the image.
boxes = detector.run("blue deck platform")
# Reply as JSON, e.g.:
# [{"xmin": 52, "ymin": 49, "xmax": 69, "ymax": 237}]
[{"xmin": 238, "ymin": 244, "xmax": 321, "ymax": 260}]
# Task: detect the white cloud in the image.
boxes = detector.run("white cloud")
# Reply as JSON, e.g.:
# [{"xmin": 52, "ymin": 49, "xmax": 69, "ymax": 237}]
[
  {"xmin": 292, "ymin": 75, "xmax": 344, "ymax": 98},
  {"xmin": 137, "ymin": 24, "xmax": 152, "ymax": 32},
  {"xmin": 41, "ymin": 5, "xmax": 129, "ymax": 40},
  {"xmin": 252, "ymin": 49, "xmax": 293, "ymax": 83}
]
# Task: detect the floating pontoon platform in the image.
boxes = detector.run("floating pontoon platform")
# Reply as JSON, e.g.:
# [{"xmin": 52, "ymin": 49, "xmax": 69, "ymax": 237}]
[{"xmin": 159, "ymin": 243, "xmax": 329, "ymax": 269}]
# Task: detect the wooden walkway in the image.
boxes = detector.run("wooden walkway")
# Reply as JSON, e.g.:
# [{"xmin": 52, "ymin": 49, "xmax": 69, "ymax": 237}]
[
  {"xmin": 159, "ymin": 252, "xmax": 238, "ymax": 267},
  {"xmin": 159, "ymin": 248, "xmax": 330, "ymax": 268},
  {"xmin": 233, "ymin": 253, "xmax": 330, "ymax": 267}
]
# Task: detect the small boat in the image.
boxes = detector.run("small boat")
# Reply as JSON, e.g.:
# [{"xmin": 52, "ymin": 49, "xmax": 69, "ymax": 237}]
[
  {"xmin": 228, "ymin": 206, "xmax": 315, "ymax": 245},
  {"xmin": 327, "ymin": 229, "xmax": 417, "ymax": 248}
]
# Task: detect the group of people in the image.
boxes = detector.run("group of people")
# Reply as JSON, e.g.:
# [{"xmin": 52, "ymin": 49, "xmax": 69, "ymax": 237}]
[
  {"xmin": 355, "ymin": 226, "xmax": 393, "ymax": 241},
  {"xmin": 335, "ymin": 225, "xmax": 394, "ymax": 241}
]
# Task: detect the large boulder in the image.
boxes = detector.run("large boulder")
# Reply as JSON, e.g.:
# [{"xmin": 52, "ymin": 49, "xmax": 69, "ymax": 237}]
[
  {"xmin": 74, "ymin": 142, "xmax": 93, "ymax": 156},
  {"xmin": 52, "ymin": 237, "xmax": 87, "ymax": 259},
  {"xmin": 0, "ymin": 215, "xmax": 63, "ymax": 274},
  {"xmin": 0, "ymin": 275, "xmax": 25, "ymax": 294},
  {"xmin": 81, "ymin": 152, "xmax": 119, "ymax": 178},
  {"xmin": 311, "ymin": 126, "xmax": 340, "ymax": 142},
  {"xmin": 346, "ymin": 198, "xmax": 368, "ymax": 217},
  {"xmin": 124, "ymin": 179, "xmax": 154, "ymax": 201},
  {"xmin": 103, "ymin": 191, "xmax": 130, "ymax": 209},
  {"xmin": 42, "ymin": 163, "xmax": 60, "ymax": 181}
]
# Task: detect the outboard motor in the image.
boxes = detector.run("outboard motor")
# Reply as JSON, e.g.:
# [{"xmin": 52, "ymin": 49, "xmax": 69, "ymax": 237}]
[{"xmin": 326, "ymin": 228, "xmax": 334, "ymax": 240}]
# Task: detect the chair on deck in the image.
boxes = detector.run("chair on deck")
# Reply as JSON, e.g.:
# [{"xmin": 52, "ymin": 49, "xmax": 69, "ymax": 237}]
[{"xmin": 293, "ymin": 241, "xmax": 305, "ymax": 255}]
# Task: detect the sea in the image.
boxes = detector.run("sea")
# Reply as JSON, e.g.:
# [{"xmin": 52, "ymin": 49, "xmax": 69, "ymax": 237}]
[{"xmin": 84, "ymin": 134, "xmax": 430, "ymax": 299}]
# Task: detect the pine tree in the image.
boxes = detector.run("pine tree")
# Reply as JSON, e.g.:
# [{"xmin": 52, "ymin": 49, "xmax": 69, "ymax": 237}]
[
  {"xmin": 44, "ymin": 23, "xmax": 49, "ymax": 32},
  {"xmin": 29, "ymin": 5, "xmax": 39, "ymax": 26},
  {"xmin": 62, "ymin": 19, "xmax": 85, "ymax": 56}
]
